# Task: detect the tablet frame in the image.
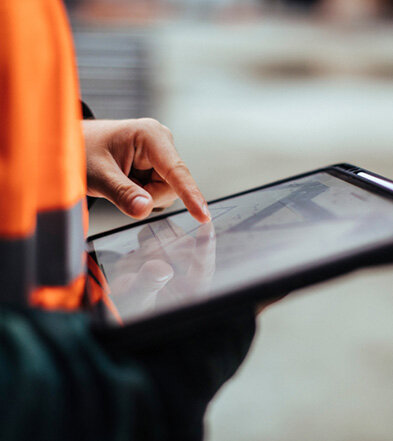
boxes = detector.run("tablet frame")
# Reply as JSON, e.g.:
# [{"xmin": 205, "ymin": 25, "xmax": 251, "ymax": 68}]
[{"xmin": 88, "ymin": 163, "xmax": 393, "ymax": 348}]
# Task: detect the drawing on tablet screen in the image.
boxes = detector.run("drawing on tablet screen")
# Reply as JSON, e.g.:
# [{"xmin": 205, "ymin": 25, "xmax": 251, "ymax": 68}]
[{"xmin": 226, "ymin": 180, "xmax": 333, "ymax": 233}]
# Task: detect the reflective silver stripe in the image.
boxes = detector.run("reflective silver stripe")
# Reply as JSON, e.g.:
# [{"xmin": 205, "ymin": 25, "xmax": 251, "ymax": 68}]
[
  {"xmin": 0, "ymin": 236, "xmax": 34, "ymax": 305},
  {"xmin": 0, "ymin": 200, "xmax": 85, "ymax": 305},
  {"xmin": 36, "ymin": 200, "xmax": 85, "ymax": 286}
]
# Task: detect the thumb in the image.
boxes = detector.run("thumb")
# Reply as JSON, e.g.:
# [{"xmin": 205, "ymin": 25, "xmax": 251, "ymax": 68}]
[{"xmin": 102, "ymin": 164, "xmax": 153, "ymax": 219}]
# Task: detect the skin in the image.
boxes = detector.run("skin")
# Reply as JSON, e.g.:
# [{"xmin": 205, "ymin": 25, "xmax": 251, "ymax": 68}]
[
  {"xmin": 83, "ymin": 118, "xmax": 211, "ymax": 223},
  {"xmin": 83, "ymin": 119, "xmax": 281, "ymax": 314}
]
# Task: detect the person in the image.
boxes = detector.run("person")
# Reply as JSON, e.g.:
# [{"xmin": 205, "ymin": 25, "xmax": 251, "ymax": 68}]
[{"xmin": 0, "ymin": 1, "xmax": 257, "ymax": 440}]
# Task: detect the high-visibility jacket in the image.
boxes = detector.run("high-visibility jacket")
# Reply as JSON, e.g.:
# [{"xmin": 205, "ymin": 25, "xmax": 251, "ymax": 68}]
[
  {"xmin": 0, "ymin": 0, "xmax": 88, "ymax": 310},
  {"xmin": 0, "ymin": 4, "xmax": 256, "ymax": 440}
]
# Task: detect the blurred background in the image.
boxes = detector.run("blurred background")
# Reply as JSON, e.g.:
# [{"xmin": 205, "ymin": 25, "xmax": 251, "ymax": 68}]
[{"xmin": 66, "ymin": 1, "xmax": 393, "ymax": 440}]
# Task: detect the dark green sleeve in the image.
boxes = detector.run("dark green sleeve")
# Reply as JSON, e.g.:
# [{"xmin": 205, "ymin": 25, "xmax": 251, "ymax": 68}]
[
  {"xmin": 103, "ymin": 307, "xmax": 256, "ymax": 441},
  {"xmin": 0, "ymin": 307, "xmax": 255, "ymax": 441},
  {"xmin": 0, "ymin": 308, "xmax": 167, "ymax": 441}
]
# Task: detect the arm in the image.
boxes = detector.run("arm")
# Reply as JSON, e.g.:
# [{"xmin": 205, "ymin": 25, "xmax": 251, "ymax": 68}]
[
  {"xmin": 0, "ymin": 306, "xmax": 255, "ymax": 441},
  {"xmin": 0, "ymin": 308, "xmax": 166, "ymax": 441}
]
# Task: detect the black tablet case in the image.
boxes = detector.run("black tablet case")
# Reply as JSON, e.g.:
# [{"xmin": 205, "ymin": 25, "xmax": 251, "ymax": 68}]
[{"xmin": 88, "ymin": 164, "xmax": 393, "ymax": 349}]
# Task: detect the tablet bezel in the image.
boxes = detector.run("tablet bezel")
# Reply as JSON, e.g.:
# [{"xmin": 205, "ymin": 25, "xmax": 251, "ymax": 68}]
[{"xmin": 88, "ymin": 163, "xmax": 393, "ymax": 348}]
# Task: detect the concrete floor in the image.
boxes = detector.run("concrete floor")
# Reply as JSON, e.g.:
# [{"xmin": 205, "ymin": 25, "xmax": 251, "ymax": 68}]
[{"xmin": 87, "ymin": 18, "xmax": 393, "ymax": 441}]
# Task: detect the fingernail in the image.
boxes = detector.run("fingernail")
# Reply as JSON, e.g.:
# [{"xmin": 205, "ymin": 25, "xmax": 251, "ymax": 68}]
[
  {"xmin": 132, "ymin": 196, "xmax": 150, "ymax": 212},
  {"xmin": 202, "ymin": 202, "xmax": 211, "ymax": 220}
]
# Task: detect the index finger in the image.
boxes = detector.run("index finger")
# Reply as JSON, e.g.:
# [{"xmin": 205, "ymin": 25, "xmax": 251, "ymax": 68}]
[{"xmin": 147, "ymin": 139, "xmax": 211, "ymax": 223}]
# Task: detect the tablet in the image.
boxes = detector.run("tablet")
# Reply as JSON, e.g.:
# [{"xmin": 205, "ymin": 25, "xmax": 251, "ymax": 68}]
[{"xmin": 87, "ymin": 164, "xmax": 393, "ymax": 338}]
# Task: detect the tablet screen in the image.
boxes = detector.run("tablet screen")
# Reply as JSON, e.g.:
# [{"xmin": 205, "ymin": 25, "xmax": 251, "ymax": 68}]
[{"xmin": 88, "ymin": 172, "xmax": 393, "ymax": 324}]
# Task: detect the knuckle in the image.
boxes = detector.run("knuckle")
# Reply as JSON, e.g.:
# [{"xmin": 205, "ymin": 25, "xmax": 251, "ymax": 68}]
[
  {"xmin": 139, "ymin": 117, "xmax": 160, "ymax": 129},
  {"xmin": 136, "ymin": 119, "xmax": 174, "ymax": 146},
  {"xmin": 162, "ymin": 124, "xmax": 173, "ymax": 139},
  {"xmin": 139, "ymin": 118, "xmax": 172, "ymax": 136}
]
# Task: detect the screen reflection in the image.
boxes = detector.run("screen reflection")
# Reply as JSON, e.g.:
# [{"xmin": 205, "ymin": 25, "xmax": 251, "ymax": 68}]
[
  {"xmin": 99, "ymin": 221, "xmax": 216, "ymax": 319},
  {"xmin": 90, "ymin": 172, "xmax": 393, "ymax": 325}
]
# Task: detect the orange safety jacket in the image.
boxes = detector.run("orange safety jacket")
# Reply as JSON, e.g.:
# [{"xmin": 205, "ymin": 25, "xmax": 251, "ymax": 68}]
[{"xmin": 0, "ymin": 0, "xmax": 90, "ymax": 310}]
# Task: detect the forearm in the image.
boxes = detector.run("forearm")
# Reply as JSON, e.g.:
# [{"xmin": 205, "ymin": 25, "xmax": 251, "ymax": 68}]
[
  {"xmin": 0, "ymin": 308, "xmax": 167, "ymax": 441},
  {"xmin": 109, "ymin": 306, "xmax": 256, "ymax": 441},
  {"xmin": 0, "ymin": 304, "xmax": 255, "ymax": 441}
]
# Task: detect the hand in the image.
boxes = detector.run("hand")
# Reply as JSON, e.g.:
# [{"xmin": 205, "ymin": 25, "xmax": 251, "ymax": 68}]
[{"xmin": 83, "ymin": 119, "xmax": 211, "ymax": 223}]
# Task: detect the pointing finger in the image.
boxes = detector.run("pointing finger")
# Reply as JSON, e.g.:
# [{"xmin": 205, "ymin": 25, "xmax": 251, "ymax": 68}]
[{"xmin": 141, "ymin": 127, "xmax": 211, "ymax": 223}]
